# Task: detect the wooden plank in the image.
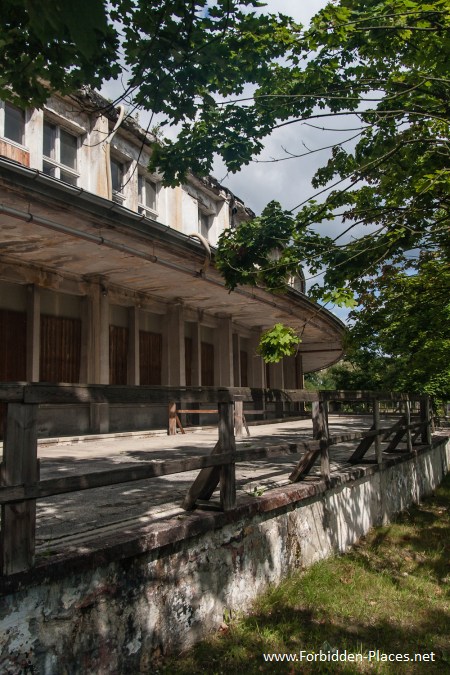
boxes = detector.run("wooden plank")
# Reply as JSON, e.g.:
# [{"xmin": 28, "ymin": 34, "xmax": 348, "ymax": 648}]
[
  {"xmin": 1, "ymin": 448, "xmax": 232, "ymax": 504},
  {"xmin": 420, "ymin": 398, "xmax": 432, "ymax": 445},
  {"xmin": 219, "ymin": 401, "xmax": 236, "ymax": 511},
  {"xmin": 320, "ymin": 439, "xmax": 331, "ymax": 481},
  {"xmin": 0, "ymin": 383, "xmax": 26, "ymax": 402},
  {"xmin": 319, "ymin": 390, "xmax": 413, "ymax": 402},
  {"xmin": 289, "ymin": 443, "xmax": 322, "ymax": 482},
  {"xmin": 265, "ymin": 389, "xmax": 319, "ymax": 403},
  {"xmin": 0, "ymin": 442, "xmax": 313, "ymax": 505},
  {"xmin": 405, "ymin": 398, "xmax": 413, "ymax": 454},
  {"xmin": 242, "ymin": 414, "xmax": 250, "ymax": 437},
  {"xmin": 374, "ymin": 399, "xmax": 382, "ymax": 465},
  {"xmin": 181, "ymin": 442, "xmax": 222, "ymax": 510},
  {"xmin": 348, "ymin": 423, "xmax": 376, "ymax": 463},
  {"xmin": 177, "ymin": 409, "xmax": 217, "ymax": 414},
  {"xmin": 385, "ymin": 417, "xmax": 407, "ymax": 453},
  {"xmin": 1, "ymin": 403, "xmax": 38, "ymax": 575},
  {"xmin": 234, "ymin": 400, "xmax": 243, "ymax": 440},
  {"xmin": 22, "ymin": 384, "xmax": 239, "ymax": 405},
  {"xmin": 175, "ymin": 414, "xmax": 185, "ymax": 434},
  {"xmin": 382, "ymin": 417, "xmax": 404, "ymax": 440},
  {"xmin": 312, "ymin": 400, "xmax": 329, "ymax": 440},
  {"xmin": 168, "ymin": 401, "xmax": 176, "ymax": 436}
]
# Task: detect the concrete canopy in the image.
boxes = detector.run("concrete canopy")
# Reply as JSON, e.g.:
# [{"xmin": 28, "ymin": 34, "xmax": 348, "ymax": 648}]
[{"xmin": 0, "ymin": 157, "xmax": 344, "ymax": 373}]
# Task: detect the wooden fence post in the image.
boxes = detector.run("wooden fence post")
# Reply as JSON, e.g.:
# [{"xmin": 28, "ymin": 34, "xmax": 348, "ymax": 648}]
[
  {"xmin": 420, "ymin": 398, "xmax": 432, "ymax": 445},
  {"xmin": 234, "ymin": 400, "xmax": 243, "ymax": 440},
  {"xmin": 313, "ymin": 399, "xmax": 330, "ymax": 481},
  {"xmin": 168, "ymin": 400, "xmax": 176, "ymax": 435},
  {"xmin": 405, "ymin": 397, "xmax": 413, "ymax": 454},
  {"xmin": 312, "ymin": 399, "xmax": 329, "ymax": 440},
  {"xmin": 218, "ymin": 401, "xmax": 236, "ymax": 511},
  {"xmin": 1, "ymin": 402, "xmax": 39, "ymax": 575},
  {"xmin": 374, "ymin": 398, "xmax": 382, "ymax": 465}
]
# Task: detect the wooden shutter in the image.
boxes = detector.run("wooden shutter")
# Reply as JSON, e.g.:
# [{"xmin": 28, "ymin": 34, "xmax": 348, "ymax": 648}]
[
  {"xmin": 109, "ymin": 325, "xmax": 129, "ymax": 385},
  {"xmin": 40, "ymin": 315, "xmax": 81, "ymax": 383},
  {"xmin": 0, "ymin": 309, "xmax": 27, "ymax": 381},
  {"xmin": 139, "ymin": 331, "xmax": 162, "ymax": 385},
  {"xmin": 240, "ymin": 350, "xmax": 248, "ymax": 387},
  {"xmin": 0, "ymin": 309, "xmax": 27, "ymax": 437},
  {"xmin": 265, "ymin": 362, "xmax": 271, "ymax": 389},
  {"xmin": 201, "ymin": 341, "xmax": 214, "ymax": 386},
  {"xmin": 185, "ymin": 336, "xmax": 192, "ymax": 386}
]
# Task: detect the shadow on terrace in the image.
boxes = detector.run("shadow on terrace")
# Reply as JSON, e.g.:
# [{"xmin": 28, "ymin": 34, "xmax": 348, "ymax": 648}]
[{"xmin": 0, "ymin": 383, "xmax": 434, "ymax": 573}]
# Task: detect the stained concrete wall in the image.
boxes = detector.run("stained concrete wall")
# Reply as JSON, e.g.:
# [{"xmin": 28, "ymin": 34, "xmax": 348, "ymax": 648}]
[{"xmin": 1, "ymin": 439, "xmax": 449, "ymax": 674}]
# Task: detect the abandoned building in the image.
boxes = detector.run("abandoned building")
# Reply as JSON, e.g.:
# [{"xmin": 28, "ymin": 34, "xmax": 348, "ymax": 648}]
[{"xmin": 0, "ymin": 90, "xmax": 345, "ymax": 436}]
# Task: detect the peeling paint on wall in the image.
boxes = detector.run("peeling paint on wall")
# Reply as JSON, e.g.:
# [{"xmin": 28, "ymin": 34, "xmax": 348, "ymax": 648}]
[{"xmin": 0, "ymin": 440, "xmax": 448, "ymax": 674}]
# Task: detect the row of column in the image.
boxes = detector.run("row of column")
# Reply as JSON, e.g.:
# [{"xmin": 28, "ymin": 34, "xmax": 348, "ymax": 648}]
[{"xmin": 26, "ymin": 284, "xmax": 298, "ymax": 388}]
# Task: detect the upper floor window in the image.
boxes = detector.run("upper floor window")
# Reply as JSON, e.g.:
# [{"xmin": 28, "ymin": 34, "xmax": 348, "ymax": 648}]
[
  {"xmin": 43, "ymin": 120, "xmax": 79, "ymax": 185},
  {"xmin": 0, "ymin": 102, "xmax": 25, "ymax": 145},
  {"xmin": 138, "ymin": 175, "xmax": 158, "ymax": 217},
  {"xmin": 198, "ymin": 209, "xmax": 211, "ymax": 239},
  {"xmin": 111, "ymin": 157, "xmax": 125, "ymax": 204}
]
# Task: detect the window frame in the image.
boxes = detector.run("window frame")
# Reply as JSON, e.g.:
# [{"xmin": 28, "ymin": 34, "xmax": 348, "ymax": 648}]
[
  {"xmin": 138, "ymin": 173, "xmax": 159, "ymax": 218},
  {"xmin": 0, "ymin": 101, "xmax": 26, "ymax": 147},
  {"xmin": 198, "ymin": 208, "xmax": 212, "ymax": 240},
  {"xmin": 110, "ymin": 155, "xmax": 126, "ymax": 205},
  {"xmin": 42, "ymin": 119, "xmax": 80, "ymax": 186}
]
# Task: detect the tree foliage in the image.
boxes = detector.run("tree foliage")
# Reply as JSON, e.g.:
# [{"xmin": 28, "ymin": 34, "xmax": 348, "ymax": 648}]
[
  {"xmin": 343, "ymin": 256, "xmax": 450, "ymax": 398},
  {"xmin": 215, "ymin": 0, "xmax": 449, "ymax": 302},
  {"xmin": 257, "ymin": 323, "xmax": 301, "ymax": 363},
  {"xmin": 0, "ymin": 0, "xmax": 119, "ymax": 106},
  {"xmin": 1, "ymin": 0, "xmax": 448, "ymax": 391},
  {"xmin": 307, "ymin": 256, "xmax": 450, "ymax": 399}
]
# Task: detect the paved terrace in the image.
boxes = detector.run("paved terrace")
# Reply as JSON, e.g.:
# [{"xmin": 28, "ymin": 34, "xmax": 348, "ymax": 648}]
[{"xmin": 26, "ymin": 415, "xmax": 410, "ymax": 558}]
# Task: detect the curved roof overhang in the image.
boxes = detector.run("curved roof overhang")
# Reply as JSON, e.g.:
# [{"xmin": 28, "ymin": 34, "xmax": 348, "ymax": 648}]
[{"xmin": 0, "ymin": 158, "xmax": 345, "ymax": 372}]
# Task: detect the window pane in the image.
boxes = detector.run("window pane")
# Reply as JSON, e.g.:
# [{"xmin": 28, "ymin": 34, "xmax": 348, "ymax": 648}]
[
  {"xmin": 145, "ymin": 179, "xmax": 157, "ymax": 210},
  {"xmin": 4, "ymin": 103, "xmax": 25, "ymax": 144},
  {"xmin": 42, "ymin": 161, "xmax": 56, "ymax": 177},
  {"xmin": 199, "ymin": 212, "xmax": 210, "ymax": 238},
  {"xmin": 60, "ymin": 129, "xmax": 77, "ymax": 169},
  {"xmin": 111, "ymin": 158, "xmax": 123, "ymax": 193},
  {"xmin": 43, "ymin": 122, "xmax": 56, "ymax": 159},
  {"xmin": 60, "ymin": 170, "xmax": 78, "ymax": 186}
]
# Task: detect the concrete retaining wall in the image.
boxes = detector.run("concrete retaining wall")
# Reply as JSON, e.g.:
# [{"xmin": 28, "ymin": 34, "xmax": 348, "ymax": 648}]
[{"xmin": 1, "ymin": 438, "xmax": 449, "ymax": 674}]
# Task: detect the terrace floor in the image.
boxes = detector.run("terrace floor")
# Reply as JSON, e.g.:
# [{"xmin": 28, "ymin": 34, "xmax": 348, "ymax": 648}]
[{"xmin": 27, "ymin": 414, "xmax": 413, "ymax": 557}]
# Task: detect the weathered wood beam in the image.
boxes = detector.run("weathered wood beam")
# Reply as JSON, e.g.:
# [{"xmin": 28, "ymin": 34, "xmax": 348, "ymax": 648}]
[
  {"xmin": 0, "ymin": 403, "xmax": 38, "ymax": 575},
  {"xmin": 219, "ymin": 401, "xmax": 236, "ymax": 511}
]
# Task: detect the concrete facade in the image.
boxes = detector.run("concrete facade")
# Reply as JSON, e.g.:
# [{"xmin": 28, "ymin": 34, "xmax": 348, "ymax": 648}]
[
  {"xmin": 0, "ymin": 91, "xmax": 345, "ymax": 436},
  {"xmin": 1, "ymin": 438, "xmax": 448, "ymax": 673}
]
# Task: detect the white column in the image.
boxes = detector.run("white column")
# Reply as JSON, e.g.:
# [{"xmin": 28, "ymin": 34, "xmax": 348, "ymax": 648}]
[
  {"xmin": 232, "ymin": 333, "xmax": 241, "ymax": 386},
  {"xmin": 249, "ymin": 330, "xmax": 265, "ymax": 388},
  {"xmin": 215, "ymin": 316, "xmax": 233, "ymax": 386},
  {"xmin": 87, "ymin": 281, "xmax": 109, "ymax": 384},
  {"xmin": 26, "ymin": 284, "xmax": 40, "ymax": 382},
  {"xmin": 166, "ymin": 303, "xmax": 185, "ymax": 386},
  {"xmin": 191, "ymin": 322, "xmax": 201, "ymax": 386},
  {"xmin": 127, "ymin": 306, "xmax": 140, "ymax": 385}
]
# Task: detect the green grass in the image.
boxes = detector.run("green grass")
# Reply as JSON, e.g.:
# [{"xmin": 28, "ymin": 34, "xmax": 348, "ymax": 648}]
[{"xmin": 159, "ymin": 474, "xmax": 450, "ymax": 674}]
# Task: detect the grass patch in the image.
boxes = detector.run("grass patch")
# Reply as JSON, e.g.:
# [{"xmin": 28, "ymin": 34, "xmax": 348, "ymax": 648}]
[{"xmin": 159, "ymin": 473, "xmax": 450, "ymax": 674}]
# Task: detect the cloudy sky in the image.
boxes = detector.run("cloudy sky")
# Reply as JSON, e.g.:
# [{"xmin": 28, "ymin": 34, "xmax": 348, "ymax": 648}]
[
  {"xmin": 211, "ymin": 1, "xmax": 334, "ymax": 215},
  {"xmin": 102, "ymin": 1, "xmax": 333, "ymax": 217},
  {"xmin": 102, "ymin": 1, "xmax": 354, "ymax": 322}
]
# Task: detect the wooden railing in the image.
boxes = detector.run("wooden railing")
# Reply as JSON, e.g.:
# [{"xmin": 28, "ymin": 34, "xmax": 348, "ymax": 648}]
[{"xmin": 0, "ymin": 383, "xmax": 433, "ymax": 576}]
